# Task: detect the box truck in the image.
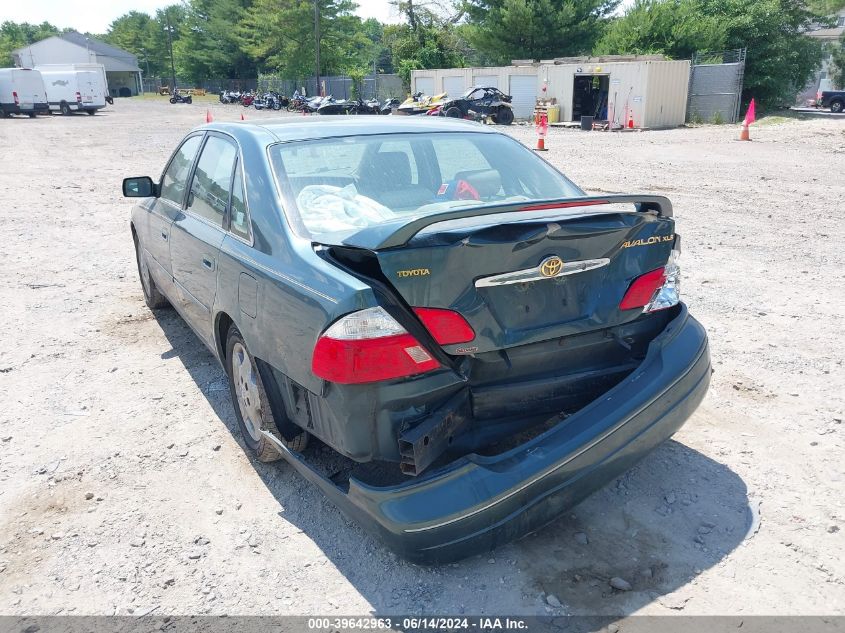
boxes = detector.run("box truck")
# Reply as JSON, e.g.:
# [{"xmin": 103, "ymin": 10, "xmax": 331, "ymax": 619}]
[
  {"xmin": 0, "ymin": 68, "xmax": 49, "ymax": 118},
  {"xmin": 36, "ymin": 64, "xmax": 108, "ymax": 115}
]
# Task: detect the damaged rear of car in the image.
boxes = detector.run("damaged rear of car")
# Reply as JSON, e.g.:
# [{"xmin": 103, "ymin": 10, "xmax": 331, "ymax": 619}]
[{"xmin": 258, "ymin": 121, "xmax": 710, "ymax": 562}]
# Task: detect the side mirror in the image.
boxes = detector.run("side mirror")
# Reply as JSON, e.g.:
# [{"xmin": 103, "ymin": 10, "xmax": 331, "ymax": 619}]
[{"xmin": 123, "ymin": 176, "xmax": 157, "ymax": 198}]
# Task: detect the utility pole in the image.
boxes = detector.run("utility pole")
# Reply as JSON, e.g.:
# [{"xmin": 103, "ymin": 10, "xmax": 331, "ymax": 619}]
[
  {"xmin": 165, "ymin": 11, "xmax": 177, "ymax": 91},
  {"xmin": 314, "ymin": 0, "xmax": 321, "ymax": 96}
]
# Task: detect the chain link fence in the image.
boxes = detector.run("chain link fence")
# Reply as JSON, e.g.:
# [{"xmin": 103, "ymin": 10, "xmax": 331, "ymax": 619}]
[{"xmin": 686, "ymin": 48, "xmax": 747, "ymax": 124}]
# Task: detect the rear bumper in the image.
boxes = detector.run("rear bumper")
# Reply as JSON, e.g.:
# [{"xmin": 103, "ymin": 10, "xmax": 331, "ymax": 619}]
[{"xmin": 269, "ymin": 304, "xmax": 710, "ymax": 563}]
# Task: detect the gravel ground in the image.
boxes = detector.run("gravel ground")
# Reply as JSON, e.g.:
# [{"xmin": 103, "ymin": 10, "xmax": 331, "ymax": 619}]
[{"xmin": 0, "ymin": 100, "xmax": 843, "ymax": 619}]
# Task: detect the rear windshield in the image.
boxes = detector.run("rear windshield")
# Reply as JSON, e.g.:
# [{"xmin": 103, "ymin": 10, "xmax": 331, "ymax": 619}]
[{"xmin": 268, "ymin": 131, "xmax": 584, "ymax": 243}]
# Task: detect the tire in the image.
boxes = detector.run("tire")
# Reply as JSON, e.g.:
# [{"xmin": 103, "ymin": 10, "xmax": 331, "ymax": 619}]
[
  {"xmin": 169, "ymin": 97, "xmax": 177, "ymax": 104},
  {"xmin": 133, "ymin": 233, "xmax": 169, "ymax": 309},
  {"xmin": 831, "ymin": 99, "xmax": 844, "ymax": 114},
  {"xmin": 444, "ymin": 106, "xmax": 462, "ymax": 118},
  {"xmin": 0, "ymin": 109, "xmax": 8, "ymax": 118},
  {"xmin": 495, "ymin": 106, "xmax": 514, "ymax": 125},
  {"xmin": 185, "ymin": 96, "xmax": 192, "ymax": 104},
  {"xmin": 86, "ymin": 110, "xmax": 95, "ymax": 116},
  {"xmin": 28, "ymin": 112, "xmax": 36, "ymax": 118},
  {"xmin": 225, "ymin": 324, "xmax": 308, "ymax": 462},
  {"xmin": 59, "ymin": 101, "xmax": 72, "ymax": 116}
]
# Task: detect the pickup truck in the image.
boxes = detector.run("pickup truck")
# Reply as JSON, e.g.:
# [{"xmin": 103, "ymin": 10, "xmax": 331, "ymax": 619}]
[{"xmin": 818, "ymin": 90, "xmax": 845, "ymax": 113}]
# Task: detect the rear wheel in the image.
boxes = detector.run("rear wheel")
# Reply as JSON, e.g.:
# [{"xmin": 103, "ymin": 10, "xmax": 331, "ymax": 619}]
[
  {"xmin": 831, "ymin": 99, "xmax": 844, "ymax": 113},
  {"xmin": 444, "ymin": 106, "xmax": 462, "ymax": 118},
  {"xmin": 495, "ymin": 106, "xmax": 514, "ymax": 125},
  {"xmin": 225, "ymin": 325, "xmax": 308, "ymax": 462},
  {"xmin": 28, "ymin": 112, "xmax": 36, "ymax": 118},
  {"xmin": 59, "ymin": 101, "xmax": 72, "ymax": 116},
  {"xmin": 86, "ymin": 110, "xmax": 96, "ymax": 116},
  {"xmin": 185, "ymin": 96, "xmax": 192, "ymax": 104},
  {"xmin": 133, "ymin": 233, "xmax": 169, "ymax": 309}
]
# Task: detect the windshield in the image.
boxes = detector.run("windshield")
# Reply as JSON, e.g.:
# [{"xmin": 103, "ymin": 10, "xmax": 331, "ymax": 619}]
[{"xmin": 269, "ymin": 131, "xmax": 584, "ymax": 243}]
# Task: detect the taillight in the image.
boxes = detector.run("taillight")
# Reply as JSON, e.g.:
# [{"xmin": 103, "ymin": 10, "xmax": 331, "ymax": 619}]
[
  {"xmin": 75, "ymin": 91, "xmax": 82, "ymax": 103},
  {"xmin": 312, "ymin": 306, "xmax": 440, "ymax": 384},
  {"xmin": 619, "ymin": 250, "xmax": 681, "ymax": 312},
  {"xmin": 412, "ymin": 308, "xmax": 475, "ymax": 345},
  {"xmin": 12, "ymin": 91, "xmax": 19, "ymax": 106}
]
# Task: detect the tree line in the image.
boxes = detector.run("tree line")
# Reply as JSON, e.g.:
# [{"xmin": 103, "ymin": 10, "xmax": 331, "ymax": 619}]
[{"xmin": 2, "ymin": 0, "xmax": 844, "ymax": 107}]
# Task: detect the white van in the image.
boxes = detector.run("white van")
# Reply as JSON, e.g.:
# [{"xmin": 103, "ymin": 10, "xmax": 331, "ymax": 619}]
[
  {"xmin": 0, "ymin": 68, "xmax": 49, "ymax": 118},
  {"xmin": 36, "ymin": 64, "xmax": 108, "ymax": 115}
]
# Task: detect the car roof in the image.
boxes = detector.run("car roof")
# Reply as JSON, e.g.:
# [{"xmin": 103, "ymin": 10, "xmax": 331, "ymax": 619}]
[{"xmin": 202, "ymin": 115, "xmax": 499, "ymax": 144}]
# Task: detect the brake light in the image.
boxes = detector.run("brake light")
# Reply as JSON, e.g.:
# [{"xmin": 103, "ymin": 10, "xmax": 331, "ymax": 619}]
[
  {"xmin": 12, "ymin": 91, "xmax": 18, "ymax": 106},
  {"xmin": 76, "ymin": 91, "xmax": 82, "ymax": 103},
  {"xmin": 413, "ymin": 308, "xmax": 475, "ymax": 345},
  {"xmin": 312, "ymin": 307, "xmax": 440, "ymax": 384},
  {"xmin": 620, "ymin": 268, "xmax": 665, "ymax": 310},
  {"xmin": 619, "ymin": 250, "xmax": 681, "ymax": 312}
]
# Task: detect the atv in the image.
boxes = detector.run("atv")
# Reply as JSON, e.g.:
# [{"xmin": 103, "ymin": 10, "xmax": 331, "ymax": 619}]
[{"xmin": 440, "ymin": 86, "xmax": 515, "ymax": 125}]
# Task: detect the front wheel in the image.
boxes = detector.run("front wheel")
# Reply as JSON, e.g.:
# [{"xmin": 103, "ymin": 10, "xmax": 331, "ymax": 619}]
[
  {"xmin": 169, "ymin": 97, "xmax": 177, "ymax": 104},
  {"xmin": 831, "ymin": 99, "xmax": 844, "ymax": 114},
  {"xmin": 495, "ymin": 106, "xmax": 514, "ymax": 125},
  {"xmin": 444, "ymin": 106, "xmax": 462, "ymax": 118},
  {"xmin": 86, "ymin": 110, "xmax": 96, "ymax": 116},
  {"xmin": 133, "ymin": 233, "xmax": 169, "ymax": 309},
  {"xmin": 226, "ymin": 325, "xmax": 308, "ymax": 462},
  {"xmin": 59, "ymin": 101, "xmax": 72, "ymax": 116},
  {"xmin": 185, "ymin": 96, "xmax": 192, "ymax": 104}
]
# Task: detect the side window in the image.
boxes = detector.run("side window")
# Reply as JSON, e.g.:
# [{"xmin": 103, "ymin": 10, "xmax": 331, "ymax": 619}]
[
  {"xmin": 160, "ymin": 135, "xmax": 202, "ymax": 205},
  {"xmin": 187, "ymin": 136, "xmax": 237, "ymax": 227},
  {"xmin": 432, "ymin": 137, "xmax": 493, "ymax": 182},
  {"xmin": 229, "ymin": 163, "xmax": 250, "ymax": 240}
]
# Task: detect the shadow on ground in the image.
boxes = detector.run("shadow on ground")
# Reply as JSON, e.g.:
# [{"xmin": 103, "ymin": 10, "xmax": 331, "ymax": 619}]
[{"xmin": 153, "ymin": 307, "xmax": 751, "ymax": 620}]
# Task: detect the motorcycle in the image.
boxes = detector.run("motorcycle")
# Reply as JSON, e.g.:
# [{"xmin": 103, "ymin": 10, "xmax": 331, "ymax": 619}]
[
  {"xmin": 317, "ymin": 97, "xmax": 382, "ymax": 115},
  {"xmin": 380, "ymin": 97, "xmax": 400, "ymax": 114},
  {"xmin": 169, "ymin": 92, "xmax": 193, "ymax": 104},
  {"xmin": 219, "ymin": 90, "xmax": 241, "ymax": 104},
  {"xmin": 241, "ymin": 92, "xmax": 255, "ymax": 107}
]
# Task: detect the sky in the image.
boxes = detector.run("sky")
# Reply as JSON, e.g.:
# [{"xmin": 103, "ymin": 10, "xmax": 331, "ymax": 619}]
[{"xmin": 3, "ymin": 0, "xmax": 399, "ymax": 35}]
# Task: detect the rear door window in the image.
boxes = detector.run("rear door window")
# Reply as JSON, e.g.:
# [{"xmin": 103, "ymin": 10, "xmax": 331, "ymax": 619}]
[
  {"xmin": 229, "ymin": 163, "xmax": 250, "ymax": 241},
  {"xmin": 187, "ymin": 136, "xmax": 238, "ymax": 227},
  {"xmin": 160, "ymin": 135, "xmax": 202, "ymax": 206}
]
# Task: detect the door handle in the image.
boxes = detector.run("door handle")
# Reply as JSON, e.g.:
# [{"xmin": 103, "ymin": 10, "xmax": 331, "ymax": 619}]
[
  {"xmin": 160, "ymin": 230, "xmax": 168, "ymax": 241},
  {"xmin": 202, "ymin": 257, "xmax": 215, "ymax": 271}
]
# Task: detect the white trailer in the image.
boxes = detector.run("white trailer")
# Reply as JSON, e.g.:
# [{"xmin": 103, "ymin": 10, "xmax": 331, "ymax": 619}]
[
  {"xmin": 0, "ymin": 67, "xmax": 49, "ymax": 118},
  {"xmin": 36, "ymin": 64, "xmax": 108, "ymax": 115}
]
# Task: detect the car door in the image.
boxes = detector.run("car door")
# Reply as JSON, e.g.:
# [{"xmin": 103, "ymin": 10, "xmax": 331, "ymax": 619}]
[
  {"xmin": 169, "ymin": 133, "xmax": 238, "ymax": 342},
  {"xmin": 144, "ymin": 134, "xmax": 204, "ymax": 294}
]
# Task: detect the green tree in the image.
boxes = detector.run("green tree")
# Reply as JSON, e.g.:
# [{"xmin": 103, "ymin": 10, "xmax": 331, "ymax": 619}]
[
  {"xmin": 463, "ymin": 0, "xmax": 619, "ymax": 64},
  {"xmin": 828, "ymin": 33, "xmax": 845, "ymax": 89},
  {"xmin": 596, "ymin": 0, "xmax": 825, "ymax": 107},
  {"xmin": 0, "ymin": 21, "xmax": 60, "ymax": 65},
  {"xmin": 237, "ymin": 0, "xmax": 369, "ymax": 79},
  {"xmin": 175, "ymin": 0, "xmax": 257, "ymax": 83},
  {"xmin": 596, "ymin": 0, "xmax": 725, "ymax": 59}
]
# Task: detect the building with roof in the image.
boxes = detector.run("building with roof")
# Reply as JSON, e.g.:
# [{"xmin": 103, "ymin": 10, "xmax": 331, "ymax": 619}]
[
  {"xmin": 805, "ymin": 9, "xmax": 845, "ymax": 95},
  {"xmin": 12, "ymin": 31, "xmax": 142, "ymax": 97}
]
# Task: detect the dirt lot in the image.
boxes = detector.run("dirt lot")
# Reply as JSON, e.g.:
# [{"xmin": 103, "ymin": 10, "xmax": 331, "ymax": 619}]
[{"xmin": 0, "ymin": 99, "xmax": 843, "ymax": 619}]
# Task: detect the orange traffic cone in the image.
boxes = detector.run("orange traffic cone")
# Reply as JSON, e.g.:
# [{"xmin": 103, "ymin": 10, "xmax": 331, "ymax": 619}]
[
  {"xmin": 534, "ymin": 136, "xmax": 547, "ymax": 151},
  {"xmin": 206, "ymin": 110, "xmax": 213, "ymax": 123},
  {"xmin": 739, "ymin": 121, "xmax": 750, "ymax": 141},
  {"xmin": 627, "ymin": 116, "xmax": 634, "ymax": 129}
]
